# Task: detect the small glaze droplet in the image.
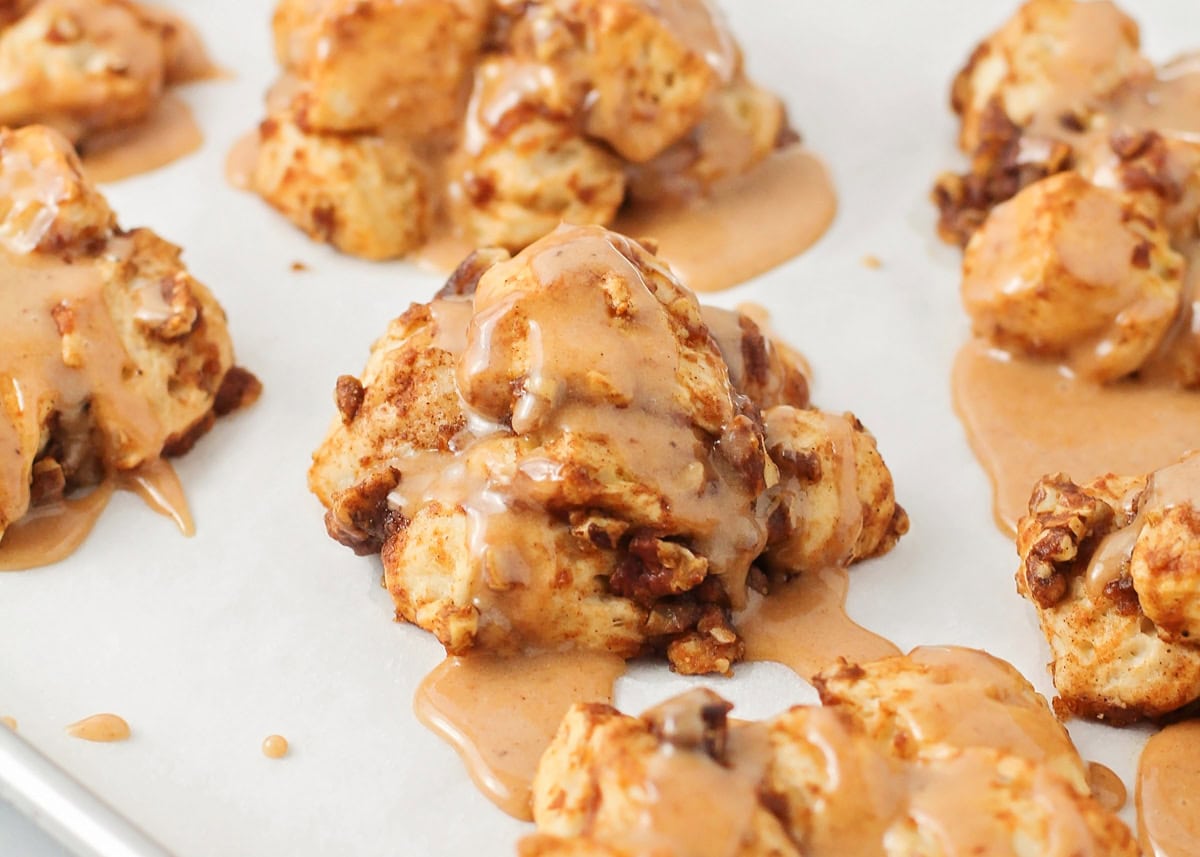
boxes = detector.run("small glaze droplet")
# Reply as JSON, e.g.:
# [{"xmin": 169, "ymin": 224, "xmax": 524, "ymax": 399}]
[
  {"xmin": 262, "ymin": 734, "xmax": 289, "ymax": 759},
  {"xmin": 66, "ymin": 713, "xmax": 130, "ymax": 743},
  {"xmin": 1, "ymin": 716, "xmax": 16, "ymax": 731}
]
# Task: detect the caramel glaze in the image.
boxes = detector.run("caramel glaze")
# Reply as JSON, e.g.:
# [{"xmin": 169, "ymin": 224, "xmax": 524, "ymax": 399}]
[
  {"xmin": 1137, "ymin": 720, "xmax": 1200, "ymax": 857},
  {"xmin": 1087, "ymin": 761, "xmax": 1128, "ymax": 813},
  {"xmin": 0, "ymin": 716, "xmax": 15, "ymax": 731},
  {"xmin": 612, "ymin": 147, "xmax": 836, "ymax": 293},
  {"xmin": 66, "ymin": 713, "xmax": 130, "ymax": 743},
  {"xmin": 261, "ymin": 734, "xmax": 289, "ymax": 759},
  {"xmin": 1084, "ymin": 451, "xmax": 1199, "ymax": 598},
  {"xmin": 735, "ymin": 566, "xmax": 900, "ymax": 680},
  {"xmin": 953, "ymin": 341, "xmax": 1200, "ymax": 533},
  {"xmin": 414, "ymin": 651, "xmax": 624, "ymax": 820},
  {"xmin": 412, "ymin": 145, "xmax": 836, "ymax": 290},
  {"xmin": 80, "ymin": 95, "xmax": 203, "ymax": 184},
  {"xmin": 952, "ymin": 20, "xmax": 1200, "ymax": 533}
]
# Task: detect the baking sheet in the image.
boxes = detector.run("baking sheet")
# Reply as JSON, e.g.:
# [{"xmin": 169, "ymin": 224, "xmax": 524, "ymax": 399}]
[{"xmin": 2, "ymin": 1, "xmax": 1196, "ymax": 854}]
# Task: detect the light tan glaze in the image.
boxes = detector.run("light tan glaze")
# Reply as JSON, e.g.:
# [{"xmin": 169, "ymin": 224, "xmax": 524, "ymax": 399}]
[
  {"xmin": 410, "ymin": 145, "xmax": 836, "ymax": 293},
  {"xmin": 0, "ymin": 249, "xmax": 164, "ymax": 527},
  {"xmin": 0, "ymin": 716, "xmax": 15, "ymax": 731},
  {"xmin": 248, "ymin": 0, "xmax": 835, "ymax": 286},
  {"xmin": 813, "ymin": 645, "xmax": 1091, "ymax": 795},
  {"xmin": 65, "ymin": 713, "xmax": 129, "ymax": 742},
  {"xmin": 117, "ymin": 458, "xmax": 194, "ymax": 536},
  {"xmin": 0, "ymin": 459, "xmax": 192, "ymax": 570},
  {"xmin": 614, "ymin": 146, "xmax": 836, "ymax": 293},
  {"xmin": 224, "ymin": 130, "xmax": 259, "ymax": 191},
  {"xmin": 619, "ymin": 720, "xmax": 773, "ymax": 857},
  {"xmin": 735, "ymin": 567, "xmax": 900, "ymax": 680},
  {"xmin": 80, "ymin": 95, "xmax": 202, "ymax": 183},
  {"xmin": 527, "ymin": 663, "xmax": 1136, "ymax": 856},
  {"xmin": 1137, "ymin": 720, "xmax": 1200, "ymax": 857},
  {"xmin": 1084, "ymin": 452, "xmax": 1200, "ymax": 598},
  {"xmin": 413, "ymin": 651, "xmax": 624, "ymax": 820},
  {"xmin": 0, "ymin": 481, "xmax": 114, "ymax": 571},
  {"xmin": 952, "ymin": 341, "xmax": 1200, "ymax": 533},
  {"xmin": 1087, "ymin": 762, "xmax": 1127, "ymax": 813},
  {"xmin": 261, "ymin": 734, "xmax": 289, "ymax": 759}
]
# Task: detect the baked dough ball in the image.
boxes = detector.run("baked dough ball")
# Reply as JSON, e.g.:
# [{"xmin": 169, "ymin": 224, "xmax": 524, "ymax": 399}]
[
  {"xmin": 0, "ymin": 0, "xmax": 166, "ymax": 143},
  {"xmin": 453, "ymin": 58, "xmax": 626, "ymax": 251},
  {"xmin": 310, "ymin": 226, "xmax": 905, "ymax": 672},
  {"xmin": 1016, "ymin": 454, "xmax": 1200, "ymax": 722},
  {"xmin": 950, "ymin": 0, "xmax": 1149, "ymax": 155},
  {"xmin": 812, "ymin": 646, "xmax": 1087, "ymax": 793},
  {"xmin": 0, "ymin": 125, "xmax": 256, "ymax": 536},
  {"xmin": 283, "ymin": 0, "xmax": 490, "ymax": 136},
  {"xmin": 527, "ymin": 672, "xmax": 1135, "ymax": 856},
  {"xmin": 252, "ymin": 114, "xmax": 429, "ymax": 260},
  {"xmin": 933, "ymin": 0, "xmax": 1153, "ymax": 245},
  {"xmin": 962, "ymin": 171, "xmax": 1184, "ymax": 383},
  {"xmin": 257, "ymin": 0, "xmax": 793, "ymax": 257},
  {"xmin": 762, "ymin": 407, "xmax": 908, "ymax": 575},
  {"xmin": 501, "ymin": 0, "xmax": 734, "ymax": 163}
]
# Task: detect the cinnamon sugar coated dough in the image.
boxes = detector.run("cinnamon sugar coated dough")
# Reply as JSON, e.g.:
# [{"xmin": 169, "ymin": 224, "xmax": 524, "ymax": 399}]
[
  {"xmin": 520, "ymin": 647, "xmax": 1136, "ymax": 856},
  {"xmin": 0, "ymin": 125, "xmax": 258, "ymax": 559},
  {"xmin": 309, "ymin": 225, "xmax": 906, "ymax": 675},
  {"xmin": 249, "ymin": 0, "xmax": 794, "ymax": 260},
  {"xmin": 0, "ymin": 0, "xmax": 212, "ymax": 145},
  {"xmin": 1016, "ymin": 452, "xmax": 1200, "ymax": 723}
]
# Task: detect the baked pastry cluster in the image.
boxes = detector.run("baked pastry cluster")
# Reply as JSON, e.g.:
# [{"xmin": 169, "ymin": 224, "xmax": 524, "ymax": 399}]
[
  {"xmin": 1017, "ymin": 452, "xmax": 1200, "ymax": 723},
  {"xmin": 0, "ymin": 0, "xmax": 210, "ymax": 147},
  {"xmin": 935, "ymin": 0, "xmax": 1199, "ymax": 387},
  {"xmin": 254, "ymin": 0, "xmax": 791, "ymax": 260},
  {"xmin": 520, "ymin": 647, "xmax": 1135, "ymax": 856},
  {"xmin": 309, "ymin": 225, "xmax": 907, "ymax": 674},
  {"xmin": 0, "ymin": 125, "xmax": 257, "ymax": 541}
]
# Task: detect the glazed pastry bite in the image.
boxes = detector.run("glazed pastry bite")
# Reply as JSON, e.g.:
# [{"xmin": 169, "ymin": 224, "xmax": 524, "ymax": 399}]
[
  {"xmin": 249, "ymin": 0, "xmax": 798, "ymax": 259},
  {"xmin": 309, "ymin": 225, "xmax": 906, "ymax": 674},
  {"xmin": 0, "ymin": 125, "xmax": 257, "ymax": 548},
  {"xmin": 1016, "ymin": 452, "xmax": 1200, "ymax": 723},
  {"xmin": 522, "ymin": 648, "xmax": 1136, "ymax": 857},
  {"xmin": 0, "ymin": 0, "xmax": 211, "ymax": 147},
  {"xmin": 961, "ymin": 172, "xmax": 1184, "ymax": 384}
]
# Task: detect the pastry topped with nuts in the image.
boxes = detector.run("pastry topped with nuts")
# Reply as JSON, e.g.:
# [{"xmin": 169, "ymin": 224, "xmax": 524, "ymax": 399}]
[
  {"xmin": 1016, "ymin": 452, "xmax": 1200, "ymax": 723},
  {"xmin": 0, "ymin": 0, "xmax": 212, "ymax": 163},
  {"xmin": 936, "ymin": 0, "xmax": 1200, "ymax": 389},
  {"xmin": 250, "ymin": 0, "xmax": 793, "ymax": 261},
  {"xmin": 0, "ymin": 124, "xmax": 258, "ymax": 565},
  {"xmin": 309, "ymin": 225, "xmax": 906, "ymax": 674},
  {"xmin": 520, "ymin": 647, "xmax": 1135, "ymax": 857}
]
